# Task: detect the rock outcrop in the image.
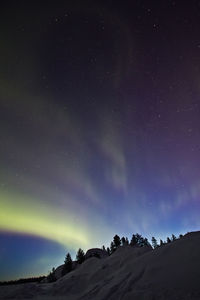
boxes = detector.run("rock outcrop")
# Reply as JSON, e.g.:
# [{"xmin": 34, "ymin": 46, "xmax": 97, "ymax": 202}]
[{"xmin": 85, "ymin": 248, "xmax": 108, "ymax": 260}]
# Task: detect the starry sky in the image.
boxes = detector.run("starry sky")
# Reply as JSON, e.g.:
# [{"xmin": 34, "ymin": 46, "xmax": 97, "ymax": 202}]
[{"xmin": 1, "ymin": 0, "xmax": 200, "ymax": 280}]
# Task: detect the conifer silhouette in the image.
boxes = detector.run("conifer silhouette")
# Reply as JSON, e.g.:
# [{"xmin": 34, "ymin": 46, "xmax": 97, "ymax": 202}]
[
  {"xmin": 62, "ymin": 253, "xmax": 73, "ymax": 276},
  {"xmin": 102, "ymin": 245, "xmax": 106, "ymax": 251},
  {"xmin": 160, "ymin": 239, "xmax": 164, "ymax": 246},
  {"xmin": 125, "ymin": 237, "xmax": 129, "ymax": 245},
  {"xmin": 76, "ymin": 248, "xmax": 85, "ymax": 264},
  {"xmin": 130, "ymin": 234, "xmax": 137, "ymax": 246},
  {"xmin": 171, "ymin": 234, "xmax": 176, "ymax": 241},
  {"xmin": 167, "ymin": 237, "xmax": 171, "ymax": 243},
  {"xmin": 110, "ymin": 241, "xmax": 115, "ymax": 254},
  {"xmin": 113, "ymin": 234, "xmax": 121, "ymax": 248},
  {"xmin": 106, "ymin": 247, "xmax": 111, "ymax": 255},
  {"xmin": 47, "ymin": 267, "xmax": 56, "ymax": 283},
  {"xmin": 121, "ymin": 236, "xmax": 126, "ymax": 246},
  {"xmin": 151, "ymin": 237, "xmax": 158, "ymax": 249}
]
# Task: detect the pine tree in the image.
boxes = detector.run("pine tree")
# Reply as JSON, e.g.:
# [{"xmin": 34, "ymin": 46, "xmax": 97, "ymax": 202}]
[
  {"xmin": 62, "ymin": 253, "xmax": 73, "ymax": 276},
  {"xmin": 113, "ymin": 234, "xmax": 121, "ymax": 248},
  {"xmin": 121, "ymin": 237, "xmax": 126, "ymax": 246},
  {"xmin": 110, "ymin": 241, "xmax": 115, "ymax": 254},
  {"xmin": 76, "ymin": 248, "xmax": 85, "ymax": 264},
  {"xmin": 143, "ymin": 238, "xmax": 149, "ymax": 246},
  {"xmin": 167, "ymin": 237, "xmax": 171, "ymax": 243},
  {"xmin": 138, "ymin": 236, "xmax": 145, "ymax": 247},
  {"xmin": 102, "ymin": 245, "xmax": 106, "ymax": 251},
  {"xmin": 125, "ymin": 237, "xmax": 129, "ymax": 245},
  {"xmin": 179, "ymin": 234, "xmax": 183, "ymax": 239},
  {"xmin": 106, "ymin": 247, "xmax": 111, "ymax": 255},
  {"xmin": 135, "ymin": 233, "xmax": 143, "ymax": 245},
  {"xmin": 151, "ymin": 237, "xmax": 158, "ymax": 249},
  {"xmin": 160, "ymin": 239, "xmax": 164, "ymax": 246},
  {"xmin": 130, "ymin": 234, "xmax": 137, "ymax": 246},
  {"xmin": 47, "ymin": 267, "xmax": 56, "ymax": 283},
  {"xmin": 171, "ymin": 234, "xmax": 176, "ymax": 241}
]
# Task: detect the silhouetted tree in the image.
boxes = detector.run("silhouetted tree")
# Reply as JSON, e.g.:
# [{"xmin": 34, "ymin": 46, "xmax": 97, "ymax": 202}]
[
  {"xmin": 62, "ymin": 253, "xmax": 73, "ymax": 276},
  {"xmin": 110, "ymin": 241, "xmax": 115, "ymax": 254},
  {"xmin": 113, "ymin": 234, "xmax": 121, "ymax": 248},
  {"xmin": 151, "ymin": 237, "xmax": 158, "ymax": 249},
  {"xmin": 143, "ymin": 238, "xmax": 150, "ymax": 246},
  {"xmin": 135, "ymin": 234, "xmax": 145, "ymax": 247},
  {"xmin": 47, "ymin": 267, "xmax": 56, "ymax": 283},
  {"xmin": 76, "ymin": 248, "xmax": 85, "ymax": 264},
  {"xmin": 167, "ymin": 237, "xmax": 171, "ymax": 243},
  {"xmin": 125, "ymin": 237, "xmax": 129, "ymax": 245},
  {"xmin": 179, "ymin": 234, "xmax": 183, "ymax": 239},
  {"xmin": 140, "ymin": 237, "xmax": 146, "ymax": 246},
  {"xmin": 160, "ymin": 239, "xmax": 164, "ymax": 246},
  {"xmin": 130, "ymin": 234, "xmax": 137, "ymax": 246},
  {"xmin": 106, "ymin": 247, "xmax": 111, "ymax": 255},
  {"xmin": 139, "ymin": 237, "xmax": 144, "ymax": 246},
  {"xmin": 121, "ymin": 237, "xmax": 126, "ymax": 246},
  {"xmin": 102, "ymin": 245, "xmax": 106, "ymax": 251},
  {"xmin": 171, "ymin": 234, "xmax": 176, "ymax": 241}
]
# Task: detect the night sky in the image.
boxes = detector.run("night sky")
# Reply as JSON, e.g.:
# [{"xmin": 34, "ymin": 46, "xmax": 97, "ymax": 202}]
[{"xmin": 1, "ymin": 1, "xmax": 200, "ymax": 280}]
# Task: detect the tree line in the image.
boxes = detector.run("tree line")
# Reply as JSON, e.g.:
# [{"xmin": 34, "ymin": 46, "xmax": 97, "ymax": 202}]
[
  {"xmin": 0, "ymin": 276, "xmax": 46, "ymax": 286},
  {"xmin": 0, "ymin": 232, "xmax": 183, "ymax": 285},
  {"xmin": 47, "ymin": 232, "xmax": 183, "ymax": 282}
]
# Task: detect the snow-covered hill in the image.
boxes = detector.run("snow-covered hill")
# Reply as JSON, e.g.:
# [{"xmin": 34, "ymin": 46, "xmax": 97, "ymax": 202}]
[{"xmin": 1, "ymin": 231, "xmax": 200, "ymax": 299}]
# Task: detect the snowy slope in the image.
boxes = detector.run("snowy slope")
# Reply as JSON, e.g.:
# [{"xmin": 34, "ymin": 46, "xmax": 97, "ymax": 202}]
[{"xmin": 1, "ymin": 231, "xmax": 200, "ymax": 299}]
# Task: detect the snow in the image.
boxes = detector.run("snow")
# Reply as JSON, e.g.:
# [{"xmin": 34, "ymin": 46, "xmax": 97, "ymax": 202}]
[{"xmin": 0, "ymin": 231, "xmax": 200, "ymax": 299}]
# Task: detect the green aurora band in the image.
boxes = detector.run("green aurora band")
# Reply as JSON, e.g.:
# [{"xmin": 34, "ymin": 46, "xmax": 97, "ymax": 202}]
[{"xmin": 0, "ymin": 190, "xmax": 89, "ymax": 249}]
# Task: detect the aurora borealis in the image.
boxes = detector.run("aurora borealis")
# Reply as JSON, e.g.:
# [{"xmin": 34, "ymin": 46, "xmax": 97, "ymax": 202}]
[{"xmin": 1, "ymin": 1, "xmax": 200, "ymax": 280}]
